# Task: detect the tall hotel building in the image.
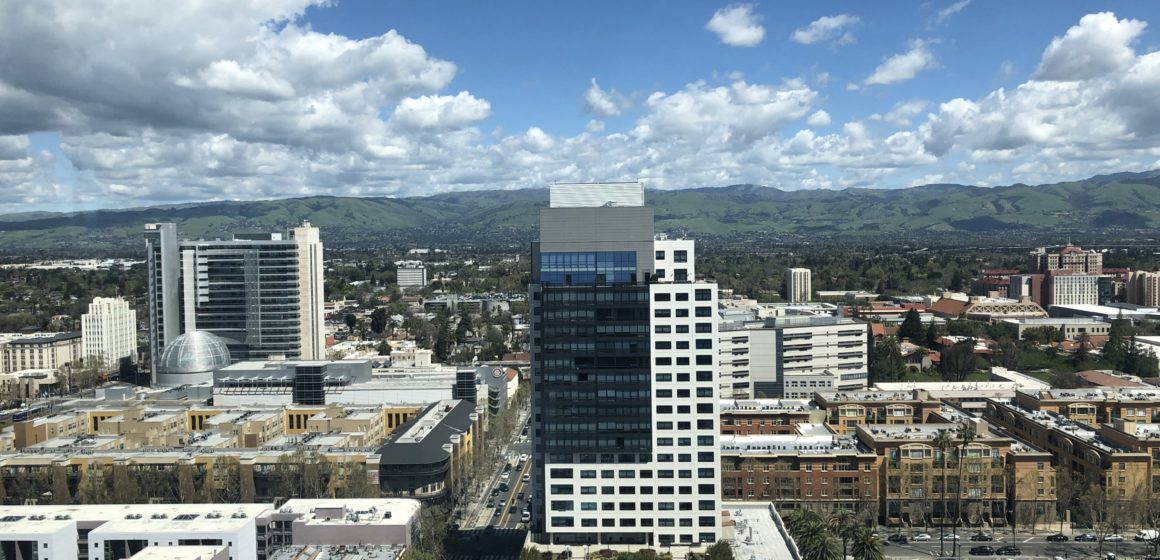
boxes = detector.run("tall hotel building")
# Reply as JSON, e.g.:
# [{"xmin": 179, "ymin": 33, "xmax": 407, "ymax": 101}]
[
  {"xmin": 144, "ymin": 222, "xmax": 324, "ymax": 385},
  {"xmin": 529, "ymin": 183, "xmax": 721, "ymax": 548}
]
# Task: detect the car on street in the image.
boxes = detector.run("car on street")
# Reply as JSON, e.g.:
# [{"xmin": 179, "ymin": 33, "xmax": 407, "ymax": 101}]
[
  {"xmin": 1137, "ymin": 530, "xmax": 1160, "ymax": 541},
  {"xmin": 503, "ymin": 463, "xmax": 512, "ymax": 472},
  {"xmin": 523, "ymin": 473, "xmax": 531, "ymax": 482},
  {"xmin": 886, "ymin": 534, "xmax": 908, "ymax": 544},
  {"xmin": 971, "ymin": 533, "xmax": 994, "ymax": 541},
  {"xmin": 500, "ymin": 472, "xmax": 510, "ymax": 482},
  {"xmin": 1075, "ymin": 534, "xmax": 1098, "ymax": 542},
  {"xmin": 486, "ymin": 499, "xmax": 495, "ymax": 508},
  {"xmin": 997, "ymin": 546, "xmax": 1021, "ymax": 556},
  {"xmin": 942, "ymin": 533, "xmax": 960, "ymax": 541},
  {"xmin": 517, "ymin": 492, "xmax": 525, "ymax": 500},
  {"xmin": 1047, "ymin": 533, "xmax": 1069, "ymax": 542},
  {"xmin": 969, "ymin": 545, "xmax": 995, "ymax": 556},
  {"xmin": 490, "ymin": 488, "xmax": 500, "ymax": 497},
  {"xmin": 508, "ymin": 504, "xmax": 518, "ymax": 513},
  {"xmin": 498, "ymin": 483, "xmax": 509, "ymax": 492},
  {"xmin": 521, "ymin": 510, "xmax": 532, "ymax": 522},
  {"xmin": 913, "ymin": 533, "xmax": 932, "ymax": 541},
  {"xmin": 493, "ymin": 509, "xmax": 500, "ymax": 517},
  {"xmin": 1104, "ymin": 534, "xmax": 1125, "ymax": 542}
]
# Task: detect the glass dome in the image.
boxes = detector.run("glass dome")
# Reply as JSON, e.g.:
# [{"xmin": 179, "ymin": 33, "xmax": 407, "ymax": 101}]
[{"xmin": 158, "ymin": 331, "xmax": 232, "ymax": 375}]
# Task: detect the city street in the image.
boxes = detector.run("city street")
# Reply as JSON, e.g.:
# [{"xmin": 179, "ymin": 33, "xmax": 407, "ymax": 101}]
[{"xmin": 880, "ymin": 531, "xmax": 1160, "ymax": 559}]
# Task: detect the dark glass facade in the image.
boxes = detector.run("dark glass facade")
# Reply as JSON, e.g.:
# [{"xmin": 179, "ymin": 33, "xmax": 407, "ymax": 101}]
[
  {"xmin": 292, "ymin": 364, "xmax": 325, "ymax": 405},
  {"xmin": 539, "ymin": 251, "xmax": 638, "ymax": 286},
  {"xmin": 535, "ymin": 284, "xmax": 652, "ymax": 457}
]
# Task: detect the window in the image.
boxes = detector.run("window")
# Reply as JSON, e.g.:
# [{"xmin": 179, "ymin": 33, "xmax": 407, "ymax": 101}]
[
  {"xmin": 695, "ymin": 289, "xmax": 712, "ymax": 301},
  {"xmin": 696, "ymin": 339, "xmax": 713, "ymax": 349},
  {"xmin": 550, "ymin": 468, "xmax": 574, "ymax": 478},
  {"xmin": 654, "ymin": 293, "xmax": 671, "ymax": 302},
  {"xmin": 674, "ymin": 250, "xmax": 688, "ymax": 262},
  {"xmin": 677, "ymin": 341, "xmax": 690, "ymax": 349},
  {"xmin": 656, "ymin": 357, "xmax": 672, "ymax": 366},
  {"xmin": 676, "ymin": 293, "xmax": 689, "ymax": 301},
  {"xmin": 677, "ymin": 325, "xmax": 690, "ymax": 333},
  {"xmin": 580, "ymin": 470, "xmax": 597, "ymax": 479},
  {"xmin": 654, "ymin": 309, "xmax": 671, "ymax": 318},
  {"xmin": 656, "ymin": 250, "xmax": 666, "ymax": 260},
  {"xmin": 655, "ymin": 341, "xmax": 672, "ymax": 350},
  {"xmin": 696, "ymin": 371, "xmax": 712, "ymax": 382},
  {"xmin": 696, "ymin": 323, "xmax": 713, "ymax": 333},
  {"xmin": 675, "ymin": 269, "xmax": 688, "ymax": 282},
  {"xmin": 655, "ymin": 325, "xmax": 672, "ymax": 334},
  {"xmin": 695, "ymin": 306, "xmax": 712, "ymax": 317},
  {"xmin": 656, "ymin": 373, "xmax": 672, "ymax": 382},
  {"xmin": 676, "ymin": 309, "xmax": 689, "ymax": 317}
]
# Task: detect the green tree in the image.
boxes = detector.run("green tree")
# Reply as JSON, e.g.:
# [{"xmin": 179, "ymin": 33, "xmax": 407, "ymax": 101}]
[
  {"xmin": 953, "ymin": 423, "xmax": 978, "ymax": 548},
  {"xmin": 994, "ymin": 340, "xmax": 1022, "ymax": 371},
  {"xmin": 1049, "ymin": 371, "xmax": 1085, "ymax": 389},
  {"xmin": 925, "ymin": 322, "xmax": 940, "ymax": 348},
  {"xmin": 344, "ymin": 313, "xmax": 357, "ymax": 332},
  {"xmin": 933, "ymin": 429, "xmax": 955, "ymax": 555},
  {"xmin": 1070, "ymin": 333, "xmax": 1092, "ymax": 368},
  {"xmin": 869, "ymin": 338, "xmax": 905, "ymax": 384},
  {"xmin": 849, "ymin": 526, "xmax": 884, "ymax": 560},
  {"xmin": 375, "ymin": 339, "xmax": 392, "ymax": 356},
  {"xmin": 940, "ymin": 339, "xmax": 977, "ymax": 381},
  {"xmin": 370, "ymin": 307, "xmax": 388, "ymax": 335},
  {"xmin": 177, "ymin": 463, "xmax": 198, "ymax": 503},
  {"xmin": 705, "ymin": 541, "xmax": 735, "ymax": 560},
  {"xmin": 785, "ymin": 509, "xmax": 842, "ymax": 560},
  {"xmin": 898, "ymin": 309, "xmax": 924, "ymax": 342},
  {"xmin": 51, "ymin": 465, "xmax": 71, "ymax": 504},
  {"xmin": 1103, "ymin": 315, "xmax": 1130, "ymax": 367}
]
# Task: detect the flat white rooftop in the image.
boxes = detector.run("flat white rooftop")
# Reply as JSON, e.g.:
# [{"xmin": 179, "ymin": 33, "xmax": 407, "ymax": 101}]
[
  {"xmin": 549, "ymin": 182, "xmax": 644, "ymax": 208},
  {"xmin": 128, "ymin": 545, "xmax": 227, "ymax": 560},
  {"xmin": 724, "ymin": 502, "xmax": 796, "ymax": 560},
  {"xmin": 277, "ymin": 499, "xmax": 421, "ymax": 527}
]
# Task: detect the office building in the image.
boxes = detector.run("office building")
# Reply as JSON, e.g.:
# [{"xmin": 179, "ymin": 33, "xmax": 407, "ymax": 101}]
[
  {"xmin": 396, "ymin": 261, "xmax": 427, "ymax": 289},
  {"xmin": 529, "ymin": 182, "xmax": 721, "ymax": 548},
  {"xmin": 1028, "ymin": 245, "xmax": 1103, "ymax": 275},
  {"xmin": 1128, "ymin": 271, "xmax": 1160, "ymax": 306},
  {"xmin": 213, "ymin": 359, "xmax": 456, "ymax": 407},
  {"xmin": 0, "ymin": 332, "xmax": 83, "ymax": 374},
  {"xmin": 144, "ymin": 222, "xmax": 324, "ymax": 385},
  {"xmin": 376, "ymin": 399, "xmax": 482, "ymax": 503},
  {"xmin": 81, "ymin": 297, "xmax": 138, "ymax": 371},
  {"xmin": 999, "ymin": 317, "xmax": 1110, "ymax": 340},
  {"xmin": 785, "ymin": 268, "xmax": 812, "ymax": 303},
  {"xmin": 719, "ymin": 316, "xmax": 870, "ymax": 399}
]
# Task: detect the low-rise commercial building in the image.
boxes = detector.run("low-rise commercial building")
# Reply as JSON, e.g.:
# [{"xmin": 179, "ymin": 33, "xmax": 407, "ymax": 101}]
[
  {"xmin": 375, "ymin": 399, "xmax": 482, "ymax": 503},
  {"xmin": 1, "ymin": 332, "xmax": 83, "ymax": 374},
  {"xmin": 813, "ymin": 389, "xmax": 943, "ymax": 435},
  {"xmin": 719, "ymin": 399, "xmax": 823, "ymax": 436}
]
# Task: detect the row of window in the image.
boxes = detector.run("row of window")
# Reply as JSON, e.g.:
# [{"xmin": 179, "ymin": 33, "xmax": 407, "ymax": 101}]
[
  {"xmin": 550, "ymin": 516, "xmax": 716, "ymax": 529},
  {"xmin": 653, "ymin": 307, "xmax": 713, "ymax": 318},
  {"xmin": 551, "ymin": 483, "xmax": 717, "ymax": 496},
  {"xmin": 655, "ymin": 356, "xmax": 714, "ymax": 366},
  {"xmin": 552, "ymin": 500, "xmax": 716, "ymax": 512},
  {"xmin": 654, "ymin": 372, "xmax": 713, "ymax": 382},
  {"xmin": 654, "ymin": 339, "xmax": 713, "ymax": 350},
  {"xmin": 655, "ymin": 250, "xmax": 689, "ymax": 262}
]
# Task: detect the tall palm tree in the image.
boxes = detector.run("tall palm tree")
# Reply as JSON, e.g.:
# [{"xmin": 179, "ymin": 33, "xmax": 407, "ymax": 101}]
[
  {"xmin": 832, "ymin": 509, "xmax": 858, "ymax": 559},
  {"xmin": 933, "ymin": 428, "xmax": 955, "ymax": 556},
  {"xmin": 850, "ymin": 526, "xmax": 886, "ymax": 560},
  {"xmin": 955, "ymin": 422, "xmax": 979, "ymax": 556}
]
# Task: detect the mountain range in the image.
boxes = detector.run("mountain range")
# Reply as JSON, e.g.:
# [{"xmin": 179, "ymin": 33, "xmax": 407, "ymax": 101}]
[{"xmin": 2, "ymin": 170, "xmax": 1159, "ymax": 254}]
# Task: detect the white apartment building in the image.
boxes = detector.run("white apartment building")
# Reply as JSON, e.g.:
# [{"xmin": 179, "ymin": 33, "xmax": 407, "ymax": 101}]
[
  {"xmin": 1128, "ymin": 271, "xmax": 1160, "ymax": 306},
  {"xmin": 82, "ymin": 296, "xmax": 138, "ymax": 370},
  {"xmin": 531, "ymin": 184, "xmax": 720, "ymax": 549},
  {"xmin": 719, "ymin": 316, "xmax": 869, "ymax": 399},
  {"xmin": 785, "ymin": 268, "xmax": 812, "ymax": 303},
  {"xmin": 396, "ymin": 261, "xmax": 427, "ymax": 289},
  {"xmin": 1046, "ymin": 272, "xmax": 1104, "ymax": 307}
]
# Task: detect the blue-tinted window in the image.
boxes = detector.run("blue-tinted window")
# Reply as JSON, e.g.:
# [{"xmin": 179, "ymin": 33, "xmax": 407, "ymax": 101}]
[{"xmin": 539, "ymin": 251, "xmax": 637, "ymax": 285}]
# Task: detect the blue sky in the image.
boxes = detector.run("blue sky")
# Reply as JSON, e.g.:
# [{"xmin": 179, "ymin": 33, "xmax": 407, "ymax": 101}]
[{"xmin": 1, "ymin": 1, "xmax": 1160, "ymax": 211}]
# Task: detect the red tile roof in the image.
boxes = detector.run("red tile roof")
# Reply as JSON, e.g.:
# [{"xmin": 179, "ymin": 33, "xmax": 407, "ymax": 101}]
[
  {"xmin": 1075, "ymin": 370, "xmax": 1146, "ymax": 387},
  {"xmin": 929, "ymin": 298, "xmax": 969, "ymax": 318}
]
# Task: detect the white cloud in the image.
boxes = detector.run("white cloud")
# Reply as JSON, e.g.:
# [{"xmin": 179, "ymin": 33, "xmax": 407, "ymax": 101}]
[
  {"xmin": 790, "ymin": 14, "xmax": 860, "ymax": 45},
  {"xmin": 706, "ymin": 5, "xmax": 765, "ymax": 47},
  {"xmin": 1035, "ymin": 12, "xmax": 1146, "ymax": 81},
  {"xmin": 999, "ymin": 60, "xmax": 1016, "ymax": 79},
  {"xmin": 933, "ymin": 0, "xmax": 971, "ymax": 25},
  {"xmin": 862, "ymin": 40, "xmax": 937, "ymax": 86},
  {"xmin": 806, "ymin": 110, "xmax": 832, "ymax": 127},
  {"xmin": 390, "ymin": 92, "xmax": 491, "ymax": 130},
  {"xmin": 584, "ymin": 78, "xmax": 631, "ymax": 117},
  {"xmin": 633, "ymin": 79, "xmax": 818, "ymax": 146},
  {"xmin": 871, "ymin": 100, "xmax": 929, "ymax": 126}
]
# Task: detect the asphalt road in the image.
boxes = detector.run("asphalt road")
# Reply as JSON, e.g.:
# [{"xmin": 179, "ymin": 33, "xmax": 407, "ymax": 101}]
[
  {"xmin": 472, "ymin": 416, "xmax": 532, "ymax": 530},
  {"xmin": 882, "ymin": 531, "xmax": 1159, "ymax": 559}
]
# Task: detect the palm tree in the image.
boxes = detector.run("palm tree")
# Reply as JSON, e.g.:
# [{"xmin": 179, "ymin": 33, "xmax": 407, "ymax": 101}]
[
  {"xmin": 933, "ymin": 428, "xmax": 954, "ymax": 556},
  {"xmin": 786, "ymin": 510, "xmax": 843, "ymax": 560},
  {"xmin": 850, "ymin": 526, "xmax": 886, "ymax": 560},
  {"xmin": 955, "ymin": 422, "xmax": 978, "ymax": 556},
  {"xmin": 832, "ymin": 509, "xmax": 859, "ymax": 559}
]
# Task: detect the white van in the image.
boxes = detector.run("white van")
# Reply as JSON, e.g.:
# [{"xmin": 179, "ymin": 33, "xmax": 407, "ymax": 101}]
[
  {"xmin": 1135, "ymin": 529, "xmax": 1159, "ymax": 541},
  {"xmin": 521, "ymin": 510, "xmax": 532, "ymax": 523}
]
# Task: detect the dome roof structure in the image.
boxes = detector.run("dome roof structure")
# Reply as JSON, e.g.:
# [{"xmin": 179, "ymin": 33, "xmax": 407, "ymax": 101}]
[{"xmin": 156, "ymin": 331, "xmax": 231, "ymax": 385}]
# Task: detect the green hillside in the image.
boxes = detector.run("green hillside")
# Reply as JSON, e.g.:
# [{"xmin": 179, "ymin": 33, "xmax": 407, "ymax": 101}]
[{"xmin": 1, "ymin": 171, "xmax": 1159, "ymax": 254}]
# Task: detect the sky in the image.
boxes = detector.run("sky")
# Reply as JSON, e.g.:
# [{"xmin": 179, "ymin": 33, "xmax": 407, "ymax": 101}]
[{"xmin": 2, "ymin": 1, "xmax": 1160, "ymax": 213}]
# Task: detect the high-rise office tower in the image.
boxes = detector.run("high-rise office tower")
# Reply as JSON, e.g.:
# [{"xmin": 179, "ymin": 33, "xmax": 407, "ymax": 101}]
[
  {"xmin": 786, "ymin": 267, "xmax": 812, "ymax": 303},
  {"xmin": 144, "ymin": 222, "xmax": 324, "ymax": 385},
  {"xmin": 529, "ymin": 183, "xmax": 721, "ymax": 548},
  {"xmin": 81, "ymin": 296, "xmax": 138, "ymax": 370}
]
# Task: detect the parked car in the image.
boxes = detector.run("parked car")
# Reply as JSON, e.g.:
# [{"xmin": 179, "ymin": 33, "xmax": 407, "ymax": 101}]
[
  {"xmin": 971, "ymin": 533, "xmax": 994, "ymax": 541},
  {"xmin": 520, "ymin": 453, "xmax": 529, "ymax": 463},
  {"xmin": 1047, "ymin": 533, "xmax": 1069, "ymax": 542},
  {"xmin": 997, "ymin": 546, "xmax": 1021, "ymax": 556},
  {"xmin": 522, "ymin": 473, "xmax": 531, "ymax": 482},
  {"xmin": 498, "ymin": 483, "xmax": 509, "ymax": 492},
  {"xmin": 887, "ymin": 534, "xmax": 908, "ymax": 544},
  {"xmin": 500, "ymin": 472, "xmax": 510, "ymax": 482},
  {"xmin": 1075, "ymin": 534, "xmax": 1098, "ymax": 542},
  {"xmin": 521, "ymin": 510, "xmax": 532, "ymax": 522},
  {"xmin": 942, "ymin": 533, "xmax": 960, "ymax": 541},
  {"xmin": 1104, "ymin": 534, "xmax": 1126, "ymax": 542},
  {"xmin": 969, "ymin": 545, "xmax": 995, "ymax": 556},
  {"xmin": 508, "ymin": 504, "xmax": 518, "ymax": 514},
  {"xmin": 490, "ymin": 488, "xmax": 500, "ymax": 497},
  {"xmin": 517, "ymin": 491, "xmax": 525, "ymax": 501},
  {"xmin": 486, "ymin": 499, "xmax": 495, "ymax": 508},
  {"xmin": 913, "ymin": 533, "xmax": 932, "ymax": 541},
  {"xmin": 1137, "ymin": 530, "xmax": 1160, "ymax": 542}
]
